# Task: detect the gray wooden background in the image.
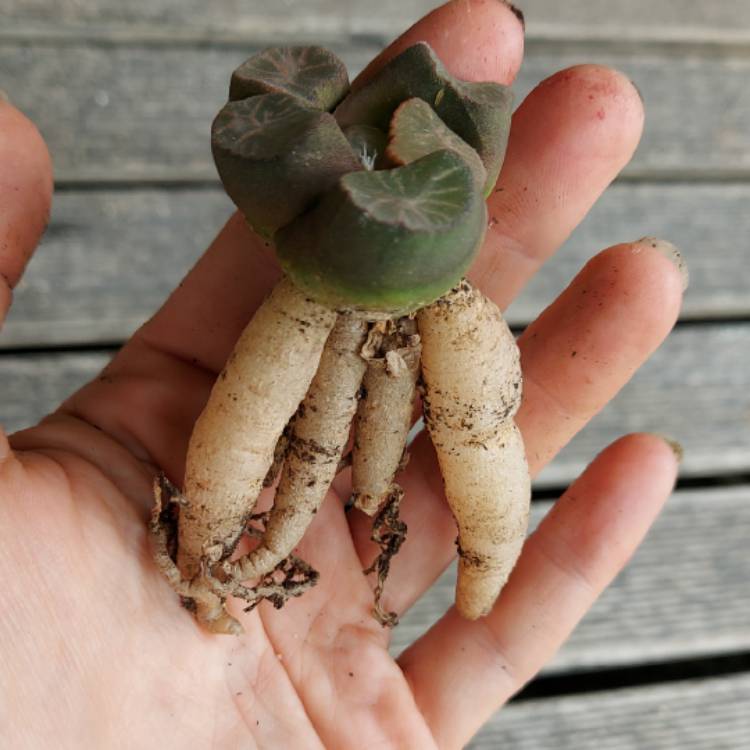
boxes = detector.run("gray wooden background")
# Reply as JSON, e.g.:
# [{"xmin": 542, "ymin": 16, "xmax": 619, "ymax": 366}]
[{"xmin": 2, "ymin": 1, "xmax": 749, "ymax": 747}]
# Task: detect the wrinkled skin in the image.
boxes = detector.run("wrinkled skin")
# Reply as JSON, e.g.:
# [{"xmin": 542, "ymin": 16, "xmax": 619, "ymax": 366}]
[{"xmin": 1, "ymin": 2, "xmax": 686, "ymax": 748}]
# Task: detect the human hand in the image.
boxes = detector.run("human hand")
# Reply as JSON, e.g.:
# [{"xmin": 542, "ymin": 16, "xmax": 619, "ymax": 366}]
[{"xmin": 1, "ymin": 1, "xmax": 686, "ymax": 747}]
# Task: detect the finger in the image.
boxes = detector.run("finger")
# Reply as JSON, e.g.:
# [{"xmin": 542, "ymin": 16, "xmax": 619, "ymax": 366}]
[
  {"xmin": 250, "ymin": 488, "xmax": 436, "ymax": 750},
  {"xmin": 353, "ymin": 0, "xmax": 525, "ymax": 89},
  {"xmin": 59, "ymin": 0, "xmax": 526, "ymax": 480},
  {"xmin": 350, "ymin": 238, "xmax": 686, "ymax": 612},
  {"xmin": 399, "ymin": 433, "xmax": 679, "ymax": 748},
  {"xmin": 0, "ymin": 98, "xmax": 53, "ymax": 327},
  {"xmin": 470, "ymin": 63, "xmax": 644, "ymax": 310}
]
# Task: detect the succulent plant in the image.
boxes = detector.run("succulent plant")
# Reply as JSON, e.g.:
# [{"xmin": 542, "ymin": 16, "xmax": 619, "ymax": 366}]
[
  {"xmin": 212, "ymin": 93, "xmax": 361, "ymax": 238},
  {"xmin": 210, "ymin": 42, "xmax": 512, "ymax": 311},
  {"xmin": 387, "ymin": 97, "xmax": 487, "ymax": 189},
  {"xmin": 334, "ymin": 42, "xmax": 513, "ymax": 194},
  {"xmin": 276, "ymin": 149, "xmax": 487, "ymax": 314},
  {"xmin": 155, "ymin": 42, "xmax": 528, "ymax": 637}
]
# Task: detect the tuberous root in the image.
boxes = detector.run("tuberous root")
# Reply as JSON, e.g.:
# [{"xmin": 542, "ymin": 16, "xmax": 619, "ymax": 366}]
[{"xmin": 150, "ymin": 474, "xmax": 319, "ymax": 634}]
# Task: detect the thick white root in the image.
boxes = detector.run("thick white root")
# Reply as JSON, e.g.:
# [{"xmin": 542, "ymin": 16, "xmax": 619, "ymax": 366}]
[
  {"xmin": 151, "ymin": 475, "xmax": 244, "ymax": 635},
  {"xmin": 352, "ymin": 319, "xmax": 421, "ymax": 515},
  {"xmin": 228, "ymin": 313, "xmax": 368, "ymax": 580},
  {"xmin": 177, "ymin": 276, "xmax": 337, "ymax": 590},
  {"xmin": 417, "ymin": 280, "xmax": 530, "ymax": 619}
]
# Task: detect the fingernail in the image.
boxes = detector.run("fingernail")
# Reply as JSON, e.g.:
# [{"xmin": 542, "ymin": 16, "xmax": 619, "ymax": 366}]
[
  {"xmin": 503, "ymin": 1, "xmax": 525, "ymax": 30},
  {"xmin": 630, "ymin": 78, "xmax": 644, "ymax": 104},
  {"xmin": 0, "ymin": 90, "xmax": 9, "ymax": 103},
  {"xmin": 637, "ymin": 237, "xmax": 689, "ymax": 291},
  {"xmin": 652, "ymin": 434, "xmax": 684, "ymax": 464}
]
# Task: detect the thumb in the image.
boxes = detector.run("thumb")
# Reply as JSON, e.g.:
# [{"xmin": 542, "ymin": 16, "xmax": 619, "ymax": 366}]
[{"xmin": 0, "ymin": 95, "xmax": 53, "ymax": 328}]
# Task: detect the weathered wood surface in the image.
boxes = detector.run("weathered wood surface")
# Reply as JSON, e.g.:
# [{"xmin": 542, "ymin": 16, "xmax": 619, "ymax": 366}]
[
  {"xmin": 541, "ymin": 323, "xmax": 750, "ymax": 486},
  {"xmin": 3, "ymin": 181, "xmax": 746, "ymax": 348},
  {"xmin": 472, "ymin": 671, "xmax": 750, "ymax": 749},
  {"xmin": 5, "ymin": 0, "xmax": 750, "ymax": 43},
  {"xmin": 2, "ymin": 324, "xmax": 749, "ymax": 483},
  {"xmin": 0, "ymin": 352, "xmax": 112, "ymax": 434},
  {"xmin": 392, "ymin": 487, "xmax": 750, "ymax": 672},
  {"xmin": 3, "ymin": 189, "xmax": 234, "ymax": 348},
  {"xmin": 2, "ymin": 42, "xmax": 749, "ymax": 182}
]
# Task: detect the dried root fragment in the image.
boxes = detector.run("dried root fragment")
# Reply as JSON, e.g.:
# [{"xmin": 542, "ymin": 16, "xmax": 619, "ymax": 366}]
[
  {"xmin": 363, "ymin": 485, "xmax": 407, "ymax": 627},
  {"xmin": 213, "ymin": 515, "xmax": 321, "ymax": 613},
  {"xmin": 263, "ymin": 420, "xmax": 293, "ymax": 488},
  {"xmin": 152, "ymin": 503, "xmax": 318, "ymax": 622},
  {"xmin": 238, "ymin": 555, "xmax": 320, "ymax": 612},
  {"xmin": 226, "ymin": 313, "xmax": 368, "ymax": 581},
  {"xmin": 352, "ymin": 318, "xmax": 421, "ymax": 515},
  {"xmin": 152, "ymin": 277, "xmax": 336, "ymax": 633},
  {"xmin": 417, "ymin": 279, "xmax": 530, "ymax": 619},
  {"xmin": 150, "ymin": 474, "xmax": 243, "ymax": 634}
]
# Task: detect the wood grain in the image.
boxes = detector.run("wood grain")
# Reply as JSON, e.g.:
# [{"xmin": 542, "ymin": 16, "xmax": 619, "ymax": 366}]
[
  {"xmin": 2, "ymin": 42, "xmax": 749, "ymax": 182},
  {"xmin": 1, "ymin": 351, "xmax": 112, "ymax": 434},
  {"xmin": 5, "ymin": 0, "xmax": 750, "ymax": 43},
  {"xmin": 472, "ymin": 671, "xmax": 750, "ymax": 749},
  {"xmin": 3, "ymin": 188, "xmax": 234, "ymax": 348}
]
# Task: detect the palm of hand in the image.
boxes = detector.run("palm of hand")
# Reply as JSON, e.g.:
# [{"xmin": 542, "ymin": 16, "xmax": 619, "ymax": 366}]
[
  {"xmin": 1, "ymin": 3, "xmax": 685, "ymax": 748},
  {"xmin": 3, "ymin": 427, "xmax": 429, "ymax": 748}
]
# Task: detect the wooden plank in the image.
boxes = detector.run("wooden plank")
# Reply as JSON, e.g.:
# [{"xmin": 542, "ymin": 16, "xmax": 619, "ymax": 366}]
[
  {"xmin": 540, "ymin": 324, "xmax": 750, "ymax": 486},
  {"xmin": 3, "ymin": 188, "xmax": 234, "ymax": 348},
  {"xmin": 2, "ymin": 43, "xmax": 749, "ymax": 182},
  {"xmin": 3, "ymin": 182, "xmax": 746, "ymax": 349},
  {"xmin": 510, "ymin": 182, "xmax": 750, "ymax": 324},
  {"xmin": 472, "ymin": 671, "xmax": 750, "ymax": 749},
  {"xmin": 2, "ymin": 325, "xmax": 749, "ymax": 481},
  {"xmin": 392, "ymin": 487, "xmax": 750, "ymax": 673},
  {"xmin": 0, "ymin": 352, "xmax": 112, "ymax": 435},
  {"xmin": 522, "ymin": 0, "xmax": 750, "ymax": 44},
  {"xmin": 4, "ymin": 0, "xmax": 750, "ymax": 44}
]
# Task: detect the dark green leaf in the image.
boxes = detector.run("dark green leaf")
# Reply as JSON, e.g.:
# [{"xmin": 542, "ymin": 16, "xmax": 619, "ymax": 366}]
[
  {"xmin": 212, "ymin": 93, "xmax": 361, "ymax": 237},
  {"xmin": 229, "ymin": 46, "xmax": 349, "ymax": 111},
  {"xmin": 387, "ymin": 98, "xmax": 486, "ymax": 191},
  {"xmin": 335, "ymin": 43, "xmax": 512, "ymax": 193},
  {"xmin": 275, "ymin": 150, "xmax": 487, "ymax": 314}
]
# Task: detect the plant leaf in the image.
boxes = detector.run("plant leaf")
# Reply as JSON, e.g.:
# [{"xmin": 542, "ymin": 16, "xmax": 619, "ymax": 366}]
[
  {"xmin": 275, "ymin": 150, "xmax": 487, "ymax": 314},
  {"xmin": 386, "ymin": 98, "xmax": 487, "ymax": 191},
  {"xmin": 230, "ymin": 46, "xmax": 350, "ymax": 111},
  {"xmin": 212, "ymin": 93, "xmax": 361, "ymax": 237},
  {"xmin": 335, "ymin": 42, "xmax": 512, "ymax": 193}
]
